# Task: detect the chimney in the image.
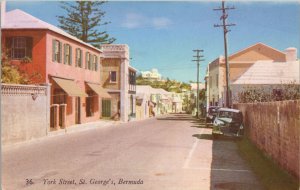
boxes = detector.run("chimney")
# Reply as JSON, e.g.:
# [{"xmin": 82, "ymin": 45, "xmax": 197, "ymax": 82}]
[
  {"xmin": 1, "ymin": 1, "xmax": 5, "ymax": 27},
  {"xmin": 285, "ymin": 47, "xmax": 297, "ymax": 62}
]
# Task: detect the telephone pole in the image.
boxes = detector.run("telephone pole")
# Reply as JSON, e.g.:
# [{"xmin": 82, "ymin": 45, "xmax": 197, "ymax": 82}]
[
  {"xmin": 192, "ymin": 49, "xmax": 204, "ymax": 118},
  {"xmin": 214, "ymin": 1, "xmax": 235, "ymax": 108}
]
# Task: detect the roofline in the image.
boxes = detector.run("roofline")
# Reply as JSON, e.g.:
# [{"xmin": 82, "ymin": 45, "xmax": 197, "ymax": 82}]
[
  {"xmin": 129, "ymin": 65, "xmax": 138, "ymax": 72},
  {"xmin": 208, "ymin": 42, "xmax": 286, "ymax": 64},
  {"xmin": 228, "ymin": 42, "xmax": 285, "ymax": 59}
]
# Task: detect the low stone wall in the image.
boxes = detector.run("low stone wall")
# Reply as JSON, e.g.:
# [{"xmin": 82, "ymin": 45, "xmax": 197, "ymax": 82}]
[
  {"xmin": 234, "ymin": 100, "xmax": 300, "ymax": 179},
  {"xmin": 1, "ymin": 83, "xmax": 50, "ymax": 145}
]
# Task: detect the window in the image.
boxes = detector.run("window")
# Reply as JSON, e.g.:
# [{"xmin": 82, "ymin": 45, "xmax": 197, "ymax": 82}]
[
  {"xmin": 75, "ymin": 48, "xmax": 82, "ymax": 67},
  {"xmin": 216, "ymin": 74, "xmax": 219, "ymax": 87},
  {"xmin": 209, "ymin": 76, "xmax": 212, "ymax": 87},
  {"xmin": 12, "ymin": 37, "xmax": 26, "ymax": 59},
  {"xmin": 86, "ymin": 52, "xmax": 91, "ymax": 70},
  {"xmin": 86, "ymin": 90, "xmax": 94, "ymax": 117},
  {"xmin": 110, "ymin": 71, "xmax": 117, "ymax": 83},
  {"xmin": 52, "ymin": 40, "xmax": 62, "ymax": 63},
  {"xmin": 129, "ymin": 71, "xmax": 136, "ymax": 85},
  {"xmin": 64, "ymin": 44, "xmax": 72, "ymax": 65},
  {"xmin": 93, "ymin": 55, "xmax": 98, "ymax": 71},
  {"xmin": 6, "ymin": 37, "xmax": 33, "ymax": 60},
  {"xmin": 53, "ymin": 89, "xmax": 66, "ymax": 104}
]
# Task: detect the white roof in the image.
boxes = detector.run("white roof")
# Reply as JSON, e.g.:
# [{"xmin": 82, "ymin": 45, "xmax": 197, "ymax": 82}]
[
  {"xmin": 154, "ymin": 88, "xmax": 172, "ymax": 95},
  {"xmin": 3, "ymin": 9, "xmax": 101, "ymax": 52},
  {"xmin": 136, "ymin": 85, "xmax": 154, "ymax": 94},
  {"xmin": 233, "ymin": 61, "xmax": 300, "ymax": 85},
  {"xmin": 136, "ymin": 85, "xmax": 172, "ymax": 95}
]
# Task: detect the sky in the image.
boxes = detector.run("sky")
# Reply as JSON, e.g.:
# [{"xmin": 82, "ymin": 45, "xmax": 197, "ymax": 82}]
[{"xmin": 6, "ymin": 1, "xmax": 300, "ymax": 83}]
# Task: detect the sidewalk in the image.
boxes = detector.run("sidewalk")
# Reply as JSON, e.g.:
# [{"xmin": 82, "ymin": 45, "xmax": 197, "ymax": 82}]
[{"xmin": 48, "ymin": 119, "xmax": 122, "ymax": 136}]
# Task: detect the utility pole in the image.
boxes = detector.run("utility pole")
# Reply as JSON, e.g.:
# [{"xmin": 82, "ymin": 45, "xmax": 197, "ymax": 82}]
[
  {"xmin": 192, "ymin": 49, "xmax": 204, "ymax": 118},
  {"xmin": 214, "ymin": 1, "xmax": 235, "ymax": 108}
]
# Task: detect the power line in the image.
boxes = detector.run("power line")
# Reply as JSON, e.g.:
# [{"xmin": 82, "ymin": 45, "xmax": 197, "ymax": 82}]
[
  {"xmin": 192, "ymin": 49, "xmax": 204, "ymax": 118},
  {"xmin": 213, "ymin": 0, "xmax": 236, "ymax": 108}
]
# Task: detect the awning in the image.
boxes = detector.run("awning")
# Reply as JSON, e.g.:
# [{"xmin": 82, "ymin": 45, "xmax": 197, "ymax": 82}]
[
  {"xmin": 52, "ymin": 77, "xmax": 87, "ymax": 97},
  {"xmin": 86, "ymin": 83, "xmax": 111, "ymax": 99}
]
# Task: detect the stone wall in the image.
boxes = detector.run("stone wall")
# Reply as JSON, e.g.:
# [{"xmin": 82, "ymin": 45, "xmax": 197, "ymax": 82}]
[
  {"xmin": 234, "ymin": 100, "xmax": 300, "ymax": 178},
  {"xmin": 1, "ymin": 84, "xmax": 50, "ymax": 145}
]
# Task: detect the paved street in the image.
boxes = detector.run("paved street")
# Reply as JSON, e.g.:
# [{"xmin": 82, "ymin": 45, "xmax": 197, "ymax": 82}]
[{"xmin": 2, "ymin": 114, "xmax": 263, "ymax": 190}]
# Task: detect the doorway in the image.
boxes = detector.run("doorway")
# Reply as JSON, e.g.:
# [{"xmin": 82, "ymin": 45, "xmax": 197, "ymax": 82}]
[{"xmin": 75, "ymin": 97, "xmax": 81, "ymax": 124}]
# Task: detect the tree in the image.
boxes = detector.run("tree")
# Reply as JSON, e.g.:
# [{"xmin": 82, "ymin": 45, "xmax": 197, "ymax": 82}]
[
  {"xmin": 57, "ymin": 1, "xmax": 115, "ymax": 48},
  {"xmin": 1, "ymin": 51, "xmax": 41, "ymax": 84}
]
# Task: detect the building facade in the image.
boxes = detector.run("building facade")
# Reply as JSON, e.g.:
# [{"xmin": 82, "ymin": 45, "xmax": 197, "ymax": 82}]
[
  {"xmin": 141, "ymin": 68, "xmax": 162, "ymax": 81},
  {"xmin": 206, "ymin": 43, "xmax": 288, "ymax": 107},
  {"xmin": 100, "ymin": 44, "xmax": 136, "ymax": 122},
  {"xmin": 2, "ymin": 9, "xmax": 112, "ymax": 129}
]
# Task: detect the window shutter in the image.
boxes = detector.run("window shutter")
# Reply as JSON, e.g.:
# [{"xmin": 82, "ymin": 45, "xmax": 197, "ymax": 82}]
[
  {"xmin": 63, "ymin": 44, "xmax": 66, "ymax": 64},
  {"xmin": 59, "ymin": 42, "xmax": 62, "ymax": 63},
  {"xmin": 75, "ymin": 48, "xmax": 78, "ymax": 67},
  {"xmin": 95, "ymin": 56, "xmax": 98, "ymax": 71},
  {"xmin": 5, "ymin": 37, "xmax": 12, "ymax": 59},
  {"xmin": 69, "ymin": 46, "xmax": 72, "ymax": 65},
  {"xmin": 25, "ymin": 37, "xmax": 33, "ymax": 58},
  {"xmin": 91, "ymin": 55, "xmax": 94, "ymax": 70},
  {"xmin": 52, "ymin": 39, "xmax": 55, "ymax": 62},
  {"xmin": 79, "ymin": 49, "xmax": 82, "ymax": 67},
  {"xmin": 85, "ymin": 52, "xmax": 88, "ymax": 69}
]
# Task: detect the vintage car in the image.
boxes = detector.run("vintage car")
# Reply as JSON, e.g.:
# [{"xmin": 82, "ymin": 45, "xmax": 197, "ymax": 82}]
[
  {"xmin": 212, "ymin": 108, "xmax": 244, "ymax": 137},
  {"xmin": 206, "ymin": 106, "xmax": 221, "ymax": 123}
]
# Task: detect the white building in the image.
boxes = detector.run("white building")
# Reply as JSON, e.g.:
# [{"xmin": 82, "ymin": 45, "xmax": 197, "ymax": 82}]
[
  {"xmin": 141, "ymin": 68, "xmax": 162, "ymax": 81},
  {"xmin": 231, "ymin": 59, "xmax": 299, "ymax": 103}
]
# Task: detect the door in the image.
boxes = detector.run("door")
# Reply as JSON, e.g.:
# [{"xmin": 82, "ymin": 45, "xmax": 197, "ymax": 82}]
[
  {"xmin": 75, "ymin": 97, "xmax": 81, "ymax": 124},
  {"xmin": 102, "ymin": 99, "xmax": 111, "ymax": 118}
]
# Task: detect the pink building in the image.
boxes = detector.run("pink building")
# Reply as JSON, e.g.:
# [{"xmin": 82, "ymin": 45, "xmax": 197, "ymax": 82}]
[{"xmin": 1, "ymin": 8, "xmax": 111, "ymax": 129}]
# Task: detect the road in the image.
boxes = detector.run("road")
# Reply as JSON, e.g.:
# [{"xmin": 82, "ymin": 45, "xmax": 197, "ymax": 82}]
[{"xmin": 2, "ymin": 114, "xmax": 263, "ymax": 190}]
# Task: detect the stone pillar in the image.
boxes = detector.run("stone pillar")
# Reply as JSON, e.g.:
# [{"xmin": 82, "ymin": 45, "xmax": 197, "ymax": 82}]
[
  {"xmin": 45, "ymin": 83, "xmax": 51, "ymax": 135},
  {"xmin": 120, "ymin": 58, "xmax": 129, "ymax": 122}
]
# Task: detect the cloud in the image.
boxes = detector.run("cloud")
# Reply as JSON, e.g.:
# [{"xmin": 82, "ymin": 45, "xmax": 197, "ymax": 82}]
[
  {"xmin": 121, "ymin": 13, "xmax": 172, "ymax": 29},
  {"xmin": 152, "ymin": 17, "xmax": 172, "ymax": 29},
  {"xmin": 121, "ymin": 13, "xmax": 145, "ymax": 29}
]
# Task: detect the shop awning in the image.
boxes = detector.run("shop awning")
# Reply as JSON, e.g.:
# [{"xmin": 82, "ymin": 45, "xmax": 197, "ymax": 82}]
[
  {"xmin": 86, "ymin": 83, "xmax": 111, "ymax": 99},
  {"xmin": 52, "ymin": 77, "xmax": 87, "ymax": 97}
]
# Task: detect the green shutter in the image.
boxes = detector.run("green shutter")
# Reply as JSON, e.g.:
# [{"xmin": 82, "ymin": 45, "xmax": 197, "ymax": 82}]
[
  {"xmin": 79, "ymin": 49, "xmax": 82, "ymax": 67},
  {"xmin": 63, "ymin": 44, "xmax": 66, "ymax": 64},
  {"xmin": 85, "ymin": 52, "xmax": 88, "ymax": 69},
  {"xmin": 69, "ymin": 46, "xmax": 72, "ymax": 65},
  {"xmin": 75, "ymin": 48, "xmax": 78, "ymax": 67},
  {"xmin": 95, "ymin": 56, "xmax": 98, "ymax": 71},
  {"xmin": 5, "ymin": 37, "xmax": 12, "ymax": 59},
  {"xmin": 52, "ymin": 39, "xmax": 55, "ymax": 62},
  {"xmin": 91, "ymin": 55, "xmax": 94, "ymax": 70},
  {"xmin": 26, "ymin": 37, "xmax": 33, "ymax": 58},
  {"xmin": 59, "ymin": 41, "xmax": 62, "ymax": 63}
]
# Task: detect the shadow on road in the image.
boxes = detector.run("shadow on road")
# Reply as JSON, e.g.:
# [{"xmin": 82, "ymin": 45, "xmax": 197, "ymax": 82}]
[
  {"xmin": 156, "ymin": 114, "xmax": 199, "ymax": 121},
  {"xmin": 192, "ymin": 134, "xmax": 241, "ymax": 142},
  {"xmin": 192, "ymin": 132, "xmax": 263, "ymax": 190}
]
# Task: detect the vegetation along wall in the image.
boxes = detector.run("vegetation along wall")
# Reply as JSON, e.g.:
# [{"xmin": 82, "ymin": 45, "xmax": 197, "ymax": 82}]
[{"xmin": 234, "ymin": 100, "xmax": 300, "ymax": 179}]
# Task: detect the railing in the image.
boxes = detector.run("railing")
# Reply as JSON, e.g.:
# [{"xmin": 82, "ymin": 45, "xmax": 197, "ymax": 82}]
[{"xmin": 1, "ymin": 83, "xmax": 47, "ymax": 96}]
